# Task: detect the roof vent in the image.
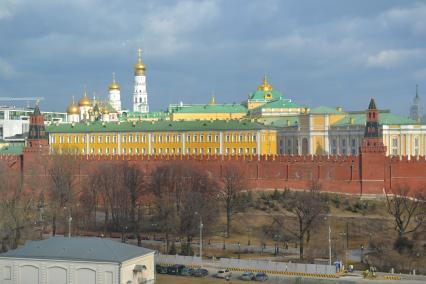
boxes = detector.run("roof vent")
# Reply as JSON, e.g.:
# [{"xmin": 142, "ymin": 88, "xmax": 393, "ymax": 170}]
[
  {"xmin": 336, "ymin": 107, "xmax": 343, "ymax": 112},
  {"xmin": 71, "ymin": 122, "xmax": 75, "ymax": 128},
  {"xmin": 132, "ymin": 122, "xmax": 136, "ymax": 127},
  {"xmin": 102, "ymin": 122, "xmax": 106, "ymax": 127}
]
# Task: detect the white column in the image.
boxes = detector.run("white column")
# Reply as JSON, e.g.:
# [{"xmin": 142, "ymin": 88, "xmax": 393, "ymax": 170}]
[
  {"xmin": 257, "ymin": 131, "xmax": 261, "ymax": 156},
  {"xmin": 219, "ymin": 132, "xmax": 223, "ymax": 155},
  {"xmin": 148, "ymin": 133, "xmax": 152, "ymax": 155},
  {"xmin": 86, "ymin": 134, "xmax": 89, "ymax": 155},
  {"xmin": 117, "ymin": 133, "xmax": 121, "ymax": 154},
  {"xmin": 324, "ymin": 116, "xmax": 330, "ymax": 155},
  {"xmin": 182, "ymin": 132, "xmax": 186, "ymax": 154},
  {"xmin": 406, "ymin": 134, "xmax": 410, "ymax": 158}
]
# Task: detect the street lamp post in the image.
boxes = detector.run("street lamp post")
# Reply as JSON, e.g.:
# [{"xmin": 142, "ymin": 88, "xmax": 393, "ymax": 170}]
[
  {"xmin": 237, "ymin": 242, "xmax": 241, "ymax": 259},
  {"xmin": 360, "ymin": 245, "xmax": 364, "ymax": 263},
  {"xmin": 199, "ymin": 217, "xmax": 203, "ymax": 262},
  {"xmin": 324, "ymin": 216, "xmax": 332, "ymax": 266},
  {"xmin": 246, "ymin": 228, "xmax": 252, "ymax": 246},
  {"xmin": 329, "ymin": 225, "xmax": 332, "ymax": 266},
  {"xmin": 68, "ymin": 215, "xmax": 72, "ymax": 238}
]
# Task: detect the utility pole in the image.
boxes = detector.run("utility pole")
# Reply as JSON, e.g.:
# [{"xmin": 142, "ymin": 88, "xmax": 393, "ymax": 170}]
[
  {"xmin": 199, "ymin": 217, "xmax": 203, "ymax": 263},
  {"xmin": 68, "ymin": 214, "xmax": 72, "ymax": 238},
  {"xmin": 328, "ymin": 225, "xmax": 332, "ymax": 266}
]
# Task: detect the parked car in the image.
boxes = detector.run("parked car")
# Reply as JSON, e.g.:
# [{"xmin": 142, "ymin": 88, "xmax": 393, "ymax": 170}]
[
  {"xmin": 167, "ymin": 264, "xmax": 186, "ymax": 275},
  {"xmin": 240, "ymin": 272, "xmax": 255, "ymax": 281},
  {"xmin": 193, "ymin": 268, "xmax": 209, "ymax": 277},
  {"xmin": 255, "ymin": 272, "xmax": 268, "ymax": 281},
  {"xmin": 180, "ymin": 267, "xmax": 194, "ymax": 276},
  {"xmin": 216, "ymin": 269, "xmax": 232, "ymax": 279},
  {"xmin": 155, "ymin": 264, "xmax": 168, "ymax": 274}
]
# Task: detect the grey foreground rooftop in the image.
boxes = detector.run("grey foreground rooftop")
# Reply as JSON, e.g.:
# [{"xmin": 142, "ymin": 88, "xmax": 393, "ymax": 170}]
[{"xmin": 0, "ymin": 237, "xmax": 154, "ymax": 263}]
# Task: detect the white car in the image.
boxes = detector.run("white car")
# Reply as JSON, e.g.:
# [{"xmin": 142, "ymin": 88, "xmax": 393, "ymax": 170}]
[{"xmin": 216, "ymin": 269, "xmax": 232, "ymax": 279}]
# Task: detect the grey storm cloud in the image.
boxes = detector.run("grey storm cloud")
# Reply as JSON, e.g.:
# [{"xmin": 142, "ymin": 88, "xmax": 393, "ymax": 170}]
[{"xmin": 0, "ymin": 0, "xmax": 425, "ymax": 114}]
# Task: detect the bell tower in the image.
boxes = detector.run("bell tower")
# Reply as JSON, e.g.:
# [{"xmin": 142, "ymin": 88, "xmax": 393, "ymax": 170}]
[{"xmin": 133, "ymin": 48, "xmax": 149, "ymax": 113}]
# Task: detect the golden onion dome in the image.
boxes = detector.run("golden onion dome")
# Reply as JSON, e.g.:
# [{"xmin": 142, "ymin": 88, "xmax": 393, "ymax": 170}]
[
  {"xmin": 67, "ymin": 97, "xmax": 79, "ymax": 115},
  {"xmin": 134, "ymin": 48, "xmax": 146, "ymax": 76},
  {"xmin": 258, "ymin": 75, "xmax": 273, "ymax": 91},
  {"xmin": 79, "ymin": 90, "xmax": 91, "ymax": 107},
  {"xmin": 108, "ymin": 72, "xmax": 120, "ymax": 91}
]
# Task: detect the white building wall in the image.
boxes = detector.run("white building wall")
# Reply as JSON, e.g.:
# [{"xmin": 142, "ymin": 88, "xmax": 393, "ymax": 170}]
[
  {"xmin": 120, "ymin": 253, "xmax": 155, "ymax": 284},
  {"xmin": 0, "ymin": 255, "xmax": 154, "ymax": 284},
  {"xmin": 133, "ymin": 75, "xmax": 149, "ymax": 113},
  {"xmin": 109, "ymin": 89, "xmax": 122, "ymax": 112}
]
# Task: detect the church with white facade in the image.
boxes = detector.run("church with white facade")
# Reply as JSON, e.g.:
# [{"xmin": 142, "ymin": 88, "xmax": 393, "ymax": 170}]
[{"xmin": 66, "ymin": 49, "xmax": 150, "ymax": 122}]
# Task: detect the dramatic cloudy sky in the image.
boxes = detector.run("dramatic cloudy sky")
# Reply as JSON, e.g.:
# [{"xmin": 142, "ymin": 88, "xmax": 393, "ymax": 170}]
[{"xmin": 0, "ymin": 0, "xmax": 425, "ymax": 114}]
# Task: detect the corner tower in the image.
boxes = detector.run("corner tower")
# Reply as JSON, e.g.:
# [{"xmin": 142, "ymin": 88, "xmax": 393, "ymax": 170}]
[{"xmin": 133, "ymin": 48, "xmax": 149, "ymax": 113}]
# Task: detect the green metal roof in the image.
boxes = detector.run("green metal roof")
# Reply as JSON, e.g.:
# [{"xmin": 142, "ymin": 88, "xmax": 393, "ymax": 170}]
[
  {"xmin": 121, "ymin": 111, "xmax": 169, "ymax": 120},
  {"xmin": 170, "ymin": 104, "xmax": 247, "ymax": 114},
  {"xmin": 256, "ymin": 117, "xmax": 299, "ymax": 128},
  {"xmin": 334, "ymin": 113, "xmax": 421, "ymax": 126},
  {"xmin": 254, "ymin": 99, "xmax": 306, "ymax": 110},
  {"xmin": 0, "ymin": 144, "xmax": 24, "ymax": 155},
  {"xmin": 248, "ymin": 89, "xmax": 283, "ymax": 101},
  {"xmin": 46, "ymin": 119, "xmax": 273, "ymax": 133},
  {"xmin": 310, "ymin": 106, "xmax": 345, "ymax": 114},
  {"xmin": 0, "ymin": 237, "xmax": 153, "ymax": 263}
]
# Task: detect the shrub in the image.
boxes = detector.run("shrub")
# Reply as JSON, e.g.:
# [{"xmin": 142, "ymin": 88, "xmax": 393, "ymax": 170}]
[{"xmin": 394, "ymin": 237, "xmax": 414, "ymax": 254}]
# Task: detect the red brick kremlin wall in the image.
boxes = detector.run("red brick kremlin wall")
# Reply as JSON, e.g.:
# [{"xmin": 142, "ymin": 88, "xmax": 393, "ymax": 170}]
[{"xmin": 1, "ymin": 151, "xmax": 425, "ymax": 196}]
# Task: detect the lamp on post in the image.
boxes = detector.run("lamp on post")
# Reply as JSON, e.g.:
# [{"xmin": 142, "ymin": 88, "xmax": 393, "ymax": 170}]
[
  {"xmin": 222, "ymin": 231, "xmax": 226, "ymax": 250},
  {"xmin": 195, "ymin": 211, "xmax": 203, "ymax": 262},
  {"xmin": 324, "ymin": 216, "xmax": 332, "ymax": 266},
  {"xmin": 237, "ymin": 242, "xmax": 241, "ymax": 259},
  {"xmin": 246, "ymin": 227, "xmax": 252, "ymax": 246}
]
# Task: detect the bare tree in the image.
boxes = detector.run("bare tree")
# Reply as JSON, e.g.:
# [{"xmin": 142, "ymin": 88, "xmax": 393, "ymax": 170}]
[
  {"xmin": 80, "ymin": 173, "xmax": 100, "ymax": 230},
  {"xmin": 46, "ymin": 154, "xmax": 78, "ymax": 236},
  {"xmin": 121, "ymin": 163, "xmax": 146, "ymax": 246},
  {"xmin": 283, "ymin": 182, "xmax": 329, "ymax": 260},
  {"xmin": 385, "ymin": 187, "xmax": 425, "ymax": 238},
  {"xmin": 219, "ymin": 164, "xmax": 246, "ymax": 237},
  {"xmin": 150, "ymin": 162, "xmax": 219, "ymax": 255},
  {"xmin": 0, "ymin": 166, "xmax": 35, "ymax": 250}
]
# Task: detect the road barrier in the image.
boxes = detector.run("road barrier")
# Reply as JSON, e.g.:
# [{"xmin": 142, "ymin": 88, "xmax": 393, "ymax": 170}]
[{"xmin": 155, "ymin": 254, "xmax": 337, "ymax": 278}]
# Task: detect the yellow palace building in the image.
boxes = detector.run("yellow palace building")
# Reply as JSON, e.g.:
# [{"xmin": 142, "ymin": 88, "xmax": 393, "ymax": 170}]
[{"xmin": 47, "ymin": 120, "xmax": 277, "ymax": 156}]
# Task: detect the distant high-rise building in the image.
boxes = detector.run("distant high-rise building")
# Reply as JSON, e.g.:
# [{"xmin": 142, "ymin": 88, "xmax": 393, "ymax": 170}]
[{"xmin": 410, "ymin": 84, "xmax": 423, "ymax": 122}]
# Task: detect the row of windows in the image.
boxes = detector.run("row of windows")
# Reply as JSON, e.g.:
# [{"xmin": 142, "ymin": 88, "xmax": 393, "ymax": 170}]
[
  {"xmin": 62, "ymin": 147, "xmax": 258, "ymax": 155},
  {"xmin": 53, "ymin": 132, "xmax": 259, "ymax": 144},
  {"xmin": 391, "ymin": 136, "xmax": 421, "ymax": 156},
  {"xmin": 331, "ymin": 138, "xmax": 357, "ymax": 148}
]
